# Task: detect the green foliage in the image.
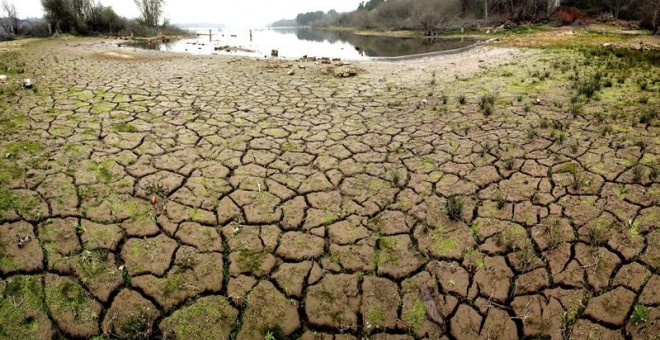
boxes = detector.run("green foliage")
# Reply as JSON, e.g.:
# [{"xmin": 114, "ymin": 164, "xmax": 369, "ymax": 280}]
[
  {"xmin": 41, "ymin": 0, "xmax": 184, "ymax": 36},
  {"xmin": 365, "ymin": 309, "xmax": 386, "ymax": 328},
  {"xmin": 445, "ymin": 195, "xmax": 463, "ymax": 221},
  {"xmin": 112, "ymin": 123, "xmax": 137, "ymax": 133},
  {"xmin": 479, "ymin": 93, "xmax": 496, "ymax": 115},
  {"xmin": 118, "ymin": 309, "xmax": 154, "ymax": 340},
  {"xmin": 296, "ymin": 11, "xmax": 330, "ymax": 26},
  {"xmin": 575, "ymin": 71, "xmax": 602, "ymax": 98},
  {"xmin": 45, "ymin": 277, "xmax": 98, "ymax": 324},
  {"xmin": 458, "ymin": 94, "xmax": 467, "ymax": 105},
  {"xmin": 403, "ymin": 298, "xmax": 426, "ymax": 332},
  {"xmin": 630, "ymin": 305, "xmax": 650, "ymax": 325},
  {"xmin": 0, "ymin": 276, "xmax": 48, "ymax": 338}
]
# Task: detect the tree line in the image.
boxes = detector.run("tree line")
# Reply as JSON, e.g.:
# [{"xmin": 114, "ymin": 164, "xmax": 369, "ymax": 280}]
[
  {"xmin": 0, "ymin": 0, "xmax": 186, "ymax": 40},
  {"xmin": 293, "ymin": 0, "xmax": 659, "ymax": 34}
]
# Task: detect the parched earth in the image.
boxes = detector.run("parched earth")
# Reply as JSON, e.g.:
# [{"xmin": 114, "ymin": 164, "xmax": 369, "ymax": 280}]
[{"xmin": 0, "ymin": 38, "xmax": 658, "ymax": 339}]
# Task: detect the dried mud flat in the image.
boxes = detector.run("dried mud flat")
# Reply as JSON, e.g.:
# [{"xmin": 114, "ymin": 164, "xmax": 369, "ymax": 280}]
[{"xmin": 0, "ymin": 38, "xmax": 658, "ymax": 339}]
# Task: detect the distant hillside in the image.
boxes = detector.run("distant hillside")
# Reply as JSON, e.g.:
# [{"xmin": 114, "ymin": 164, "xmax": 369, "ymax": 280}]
[{"xmin": 270, "ymin": 19, "xmax": 297, "ymax": 27}]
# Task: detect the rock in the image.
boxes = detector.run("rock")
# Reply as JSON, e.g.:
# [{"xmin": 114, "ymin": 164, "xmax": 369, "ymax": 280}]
[
  {"xmin": 22, "ymin": 79, "xmax": 33, "ymax": 89},
  {"xmin": 287, "ymin": 70, "xmax": 295, "ymax": 76},
  {"xmin": 332, "ymin": 66, "xmax": 358, "ymax": 78},
  {"xmin": 0, "ymin": 75, "xmax": 6, "ymax": 81},
  {"xmin": 503, "ymin": 20, "xmax": 518, "ymax": 29},
  {"xmin": 271, "ymin": 49, "xmax": 279, "ymax": 57}
]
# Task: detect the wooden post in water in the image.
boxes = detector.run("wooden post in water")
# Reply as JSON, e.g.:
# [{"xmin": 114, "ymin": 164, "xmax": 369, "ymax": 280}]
[{"xmin": 209, "ymin": 29, "xmax": 212, "ymax": 42}]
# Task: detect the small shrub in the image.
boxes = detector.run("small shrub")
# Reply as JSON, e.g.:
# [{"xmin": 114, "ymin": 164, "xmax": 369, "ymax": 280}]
[
  {"xmin": 570, "ymin": 103, "xmax": 582, "ymax": 118},
  {"xmin": 526, "ymin": 129, "xmax": 537, "ymax": 139},
  {"xmin": 458, "ymin": 94, "xmax": 466, "ymax": 105},
  {"xmin": 390, "ymin": 171, "xmax": 401, "ymax": 187},
  {"xmin": 445, "ymin": 196, "xmax": 463, "ymax": 221},
  {"xmin": 495, "ymin": 190, "xmax": 506, "ymax": 210},
  {"xmin": 639, "ymin": 109, "xmax": 657, "ymax": 125},
  {"xmin": 571, "ymin": 171, "xmax": 587, "ymax": 191},
  {"xmin": 482, "ymin": 104, "xmax": 493, "ymax": 116},
  {"xmin": 649, "ymin": 164, "xmax": 658, "ymax": 181},
  {"xmin": 632, "ymin": 165, "xmax": 645, "ymax": 182},
  {"xmin": 634, "ymin": 139, "xmax": 648, "ymax": 151},
  {"xmin": 479, "ymin": 93, "xmax": 496, "ymax": 116},
  {"xmin": 601, "ymin": 125, "xmax": 613, "ymax": 137},
  {"xmin": 556, "ymin": 131, "xmax": 566, "ymax": 145},
  {"xmin": 630, "ymin": 305, "xmax": 650, "ymax": 325},
  {"xmin": 504, "ymin": 158, "xmax": 515, "ymax": 170},
  {"xmin": 575, "ymin": 72, "xmax": 602, "ymax": 98}
]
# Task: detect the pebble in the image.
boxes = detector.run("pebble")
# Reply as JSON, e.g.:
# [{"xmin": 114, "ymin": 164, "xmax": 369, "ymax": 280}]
[
  {"xmin": 15, "ymin": 235, "xmax": 32, "ymax": 248},
  {"xmin": 0, "ymin": 75, "xmax": 6, "ymax": 81}
]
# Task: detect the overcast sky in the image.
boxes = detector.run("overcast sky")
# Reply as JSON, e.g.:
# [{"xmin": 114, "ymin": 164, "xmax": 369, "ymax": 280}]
[{"xmin": 15, "ymin": 0, "xmax": 363, "ymax": 27}]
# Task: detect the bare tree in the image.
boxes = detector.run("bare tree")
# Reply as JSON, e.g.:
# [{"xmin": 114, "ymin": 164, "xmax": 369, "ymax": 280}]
[
  {"xmin": 2, "ymin": 0, "xmax": 18, "ymax": 35},
  {"xmin": 638, "ymin": 0, "xmax": 659, "ymax": 33},
  {"xmin": 547, "ymin": 0, "xmax": 561, "ymax": 14},
  {"xmin": 484, "ymin": 0, "xmax": 489, "ymax": 20},
  {"xmin": 413, "ymin": 0, "xmax": 460, "ymax": 34},
  {"xmin": 607, "ymin": 0, "xmax": 635, "ymax": 19},
  {"xmin": 71, "ymin": 0, "xmax": 94, "ymax": 21},
  {"xmin": 133, "ymin": 0, "xmax": 164, "ymax": 27}
]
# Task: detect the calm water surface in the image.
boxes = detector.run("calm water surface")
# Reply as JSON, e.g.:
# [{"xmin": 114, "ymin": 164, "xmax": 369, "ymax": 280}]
[{"xmin": 127, "ymin": 27, "xmax": 475, "ymax": 60}]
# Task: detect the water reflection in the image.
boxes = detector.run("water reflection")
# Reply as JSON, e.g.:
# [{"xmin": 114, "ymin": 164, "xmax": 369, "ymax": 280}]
[
  {"xmin": 125, "ymin": 27, "xmax": 475, "ymax": 60},
  {"xmin": 283, "ymin": 27, "xmax": 472, "ymax": 57}
]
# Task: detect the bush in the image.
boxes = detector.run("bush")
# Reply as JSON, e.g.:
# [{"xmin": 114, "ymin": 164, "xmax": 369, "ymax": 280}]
[
  {"xmin": 41, "ymin": 0, "xmax": 186, "ymax": 37},
  {"xmin": 0, "ymin": 29, "xmax": 15, "ymax": 41},
  {"xmin": 21, "ymin": 20, "xmax": 51, "ymax": 37},
  {"xmin": 549, "ymin": 6, "xmax": 591, "ymax": 26},
  {"xmin": 575, "ymin": 72, "xmax": 602, "ymax": 98},
  {"xmin": 479, "ymin": 92, "xmax": 496, "ymax": 116},
  {"xmin": 445, "ymin": 195, "xmax": 463, "ymax": 221},
  {"xmin": 86, "ymin": 5, "xmax": 126, "ymax": 34}
]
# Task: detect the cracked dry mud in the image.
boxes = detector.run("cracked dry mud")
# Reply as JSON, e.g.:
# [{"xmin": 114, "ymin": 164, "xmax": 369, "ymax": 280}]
[{"xmin": 0, "ymin": 39, "xmax": 658, "ymax": 340}]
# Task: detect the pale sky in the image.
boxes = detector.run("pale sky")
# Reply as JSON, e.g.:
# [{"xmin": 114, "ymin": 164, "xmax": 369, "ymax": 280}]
[{"xmin": 15, "ymin": 0, "xmax": 363, "ymax": 27}]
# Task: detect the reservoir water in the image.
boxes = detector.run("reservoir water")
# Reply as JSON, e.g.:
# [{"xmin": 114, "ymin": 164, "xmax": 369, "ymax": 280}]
[{"xmin": 127, "ymin": 27, "xmax": 476, "ymax": 60}]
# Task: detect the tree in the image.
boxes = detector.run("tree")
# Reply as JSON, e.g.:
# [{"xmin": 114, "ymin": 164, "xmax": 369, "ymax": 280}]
[
  {"xmin": 413, "ymin": 0, "xmax": 461, "ymax": 34},
  {"xmin": 483, "ymin": 0, "xmax": 488, "ymax": 20},
  {"xmin": 295, "ymin": 11, "xmax": 325, "ymax": 26},
  {"xmin": 87, "ymin": 4, "xmax": 124, "ymax": 33},
  {"xmin": 42, "ymin": 0, "xmax": 74, "ymax": 32},
  {"xmin": 606, "ymin": 0, "xmax": 634, "ymax": 19},
  {"xmin": 638, "ymin": 0, "xmax": 659, "ymax": 33},
  {"xmin": 133, "ymin": 0, "xmax": 164, "ymax": 27},
  {"xmin": 1, "ymin": 0, "xmax": 18, "ymax": 35},
  {"xmin": 548, "ymin": 0, "xmax": 561, "ymax": 14},
  {"xmin": 358, "ymin": 0, "xmax": 385, "ymax": 11}
]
